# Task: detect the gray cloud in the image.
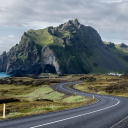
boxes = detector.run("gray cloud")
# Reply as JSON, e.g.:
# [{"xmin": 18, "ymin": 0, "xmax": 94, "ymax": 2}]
[
  {"xmin": 0, "ymin": 35, "xmax": 20, "ymax": 54},
  {"xmin": 1, "ymin": 0, "xmax": 127, "ymax": 26},
  {"xmin": 0, "ymin": 0, "xmax": 128, "ymax": 54}
]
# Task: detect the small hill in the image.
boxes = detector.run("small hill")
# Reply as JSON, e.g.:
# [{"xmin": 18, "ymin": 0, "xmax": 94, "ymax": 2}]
[
  {"xmin": 115, "ymin": 43, "xmax": 128, "ymax": 53},
  {"xmin": 0, "ymin": 19, "xmax": 128, "ymax": 75}
]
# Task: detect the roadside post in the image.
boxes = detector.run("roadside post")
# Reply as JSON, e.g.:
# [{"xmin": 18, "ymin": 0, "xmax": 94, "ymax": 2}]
[
  {"xmin": 93, "ymin": 95, "xmax": 94, "ymax": 100},
  {"xmin": 3, "ymin": 104, "xmax": 5, "ymax": 119}
]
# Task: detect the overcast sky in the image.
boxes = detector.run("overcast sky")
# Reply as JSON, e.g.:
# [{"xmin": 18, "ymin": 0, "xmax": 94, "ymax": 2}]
[{"xmin": 0, "ymin": 0, "xmax": 128, "ymax": 54}]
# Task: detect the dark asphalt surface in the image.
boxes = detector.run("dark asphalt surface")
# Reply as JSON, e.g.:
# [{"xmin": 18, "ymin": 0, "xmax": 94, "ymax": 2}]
[{"xmin": 0, "ymin": 81, "xmax": 128, "ymax": 128}]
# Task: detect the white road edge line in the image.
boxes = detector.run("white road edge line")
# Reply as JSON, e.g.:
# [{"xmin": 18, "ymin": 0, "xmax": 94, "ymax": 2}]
[
  {"xmin": 30, "ymin": 99, "xmax": 120, "ymax": 128},
  {"xmin": 111, "ymin": 115, "xmax": 128, "ymax": 128},
  {"xmin": 30, "ymin": 83, "xmax": 120, "ymax": 128}
]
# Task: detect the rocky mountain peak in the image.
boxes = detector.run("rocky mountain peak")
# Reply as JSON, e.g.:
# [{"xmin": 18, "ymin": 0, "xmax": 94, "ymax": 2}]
[
  {"xmin": 120, "ymin": 43, "xmax": 127, "ymax": 48},
  {"xmin": 0, "ymin": 19, "xmax": 128, "ymax": 75},
  {"xmin": 73, "ymin": 18, "xmax": 80, "ymax": 25},
  {"xmin": 60, "ymin": 19, "xmax": 80, "ymax": 30}
]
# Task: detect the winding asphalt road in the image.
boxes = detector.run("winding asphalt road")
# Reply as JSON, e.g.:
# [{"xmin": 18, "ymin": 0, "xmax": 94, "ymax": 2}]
[{"xmin": 0, "ymin": 81, "xmax": 128, "ymax": 128}]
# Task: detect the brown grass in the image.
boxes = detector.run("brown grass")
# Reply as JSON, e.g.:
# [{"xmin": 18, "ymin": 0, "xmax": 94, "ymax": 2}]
[
  {"xmin": 75, "ymin": 74, "xmax": 128, "ymax": 97},
  {"xmin": 0, "ymin": 75, "xmax": 95, "ymax": 120}
]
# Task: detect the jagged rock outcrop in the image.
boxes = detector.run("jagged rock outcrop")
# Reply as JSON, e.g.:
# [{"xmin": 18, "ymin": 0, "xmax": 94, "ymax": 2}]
[
  {"xmin": 1, "ymin": 19, "xmax": 128, "ymax": 75},
  {"xmin": 41, "ymin": 46, "xmax": 60, "ymax": 74},
  {"xmin": 5, "ymin": 37, "xmax": 42, "ymax": 75},
  {"xmin": 120, "ymin": 43, "xmax": 127, "ymax": 48},
  {"xmin": 0, "ymin": 51, "xmax": 8, "ymax": 72}
]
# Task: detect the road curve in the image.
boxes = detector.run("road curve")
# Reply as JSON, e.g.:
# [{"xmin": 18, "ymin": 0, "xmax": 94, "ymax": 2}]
[{"xmin": 0, "ymin": 81, "xmax": 128, "ymax": 128}]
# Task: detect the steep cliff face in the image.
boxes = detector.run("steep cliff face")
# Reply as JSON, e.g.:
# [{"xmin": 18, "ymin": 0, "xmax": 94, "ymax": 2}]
[
  {"xmin": 6, "ymin": 37, "xmax": 42, "ymax": 74},
  {"xmin": 1, "ymin": 19, "xmax": 128, "ymax": 75},
  {"xmin": 1, "ymin": 32, "xmax": 61, "ymax": 75},
  {"xmin": 48, "ymin": 19, "xmax": 127, "ymax": 73},
  {"xmin": 0, "ymin": 51, "xmax": 8, "ymax": 72}
]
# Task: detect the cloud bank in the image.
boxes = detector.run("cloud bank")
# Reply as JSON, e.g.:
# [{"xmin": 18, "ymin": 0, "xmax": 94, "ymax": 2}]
[{"xmin": 0, "ymin": 0, "xmax": 128, "ymax": 54}]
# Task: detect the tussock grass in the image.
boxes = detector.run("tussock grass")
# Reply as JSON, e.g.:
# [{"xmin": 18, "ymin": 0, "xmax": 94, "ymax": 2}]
[
  {"xmin": 75, "ymin": 74, "xmax": 128, "ymax": 97},
  {"xmin": 43, "ymin": 91, "xmax": 64, "ymax": 101},
  {"xmin": 63, "ymin": 96, "xmax": 89, "ymax": 103},
  {"xmin": 17, "ymin": 86, "xmax": 53, "ymax": 101},
  {"xmin": 0, "ymin": 75, "xmax": 95, "ymax": 120},
  {"xmin": 7, "ymin": 112, "xmax": 22, "ymax": 118}
]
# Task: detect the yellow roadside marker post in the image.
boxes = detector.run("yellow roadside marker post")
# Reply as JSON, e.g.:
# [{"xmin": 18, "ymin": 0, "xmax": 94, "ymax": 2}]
[
  {"xmin": 3, "ymin": 104, "xmax": 5, "ymax": 119},
  {"xmin": 75, "ymin": 93, "xmax": 76, "ymax": 96},
  {"xmin": 93, "ymin": 95, "xmax": 94, "ymax": 100}
]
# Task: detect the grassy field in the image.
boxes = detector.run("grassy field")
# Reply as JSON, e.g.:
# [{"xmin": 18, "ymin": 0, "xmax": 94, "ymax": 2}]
[
  {"xmin": 74, "ymin": 74, "xmax": 128, "ymax": 97},
  {"xmin": 63, "ymin": 96, "xmax": 89, "ymax": 103},
  {"xmin": 2, "ymin": 73, "xmax": 127, "ymax": 120},
  {"xmin": 0, "ymin": 75, "xmax": 95, "ymax": 120}
]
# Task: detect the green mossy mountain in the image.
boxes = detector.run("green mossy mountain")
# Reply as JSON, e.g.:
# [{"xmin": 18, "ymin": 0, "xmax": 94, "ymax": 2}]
[{"xmin": 0, "ymin": 19, "xmax": 128, "ymax": 75}]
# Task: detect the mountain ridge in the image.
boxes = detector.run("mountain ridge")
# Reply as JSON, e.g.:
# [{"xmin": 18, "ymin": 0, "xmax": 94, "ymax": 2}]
[{"xmin": 0, "ymin": 19, "xmax": 128, "ymax": 75}]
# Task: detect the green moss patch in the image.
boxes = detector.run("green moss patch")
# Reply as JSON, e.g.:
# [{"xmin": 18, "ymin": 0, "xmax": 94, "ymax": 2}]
[{"xmin": 63, "ymin": 96, "xmax": 89, "ymax": 103}]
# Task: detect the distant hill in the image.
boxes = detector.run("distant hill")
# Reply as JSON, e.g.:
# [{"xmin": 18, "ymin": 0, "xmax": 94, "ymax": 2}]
[
  {"xmin": 103, "ymin": 41, "xmax": 128, "ymax": 53},
  {"xmin": 0, "ymin": 19, "xmax": 128, "ymax": 75}
]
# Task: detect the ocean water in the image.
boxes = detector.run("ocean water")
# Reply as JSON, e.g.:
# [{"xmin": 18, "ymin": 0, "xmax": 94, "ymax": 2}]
[{"xmin": 0, "ymin": 72, "xmax": 10, "ymax": 78}]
